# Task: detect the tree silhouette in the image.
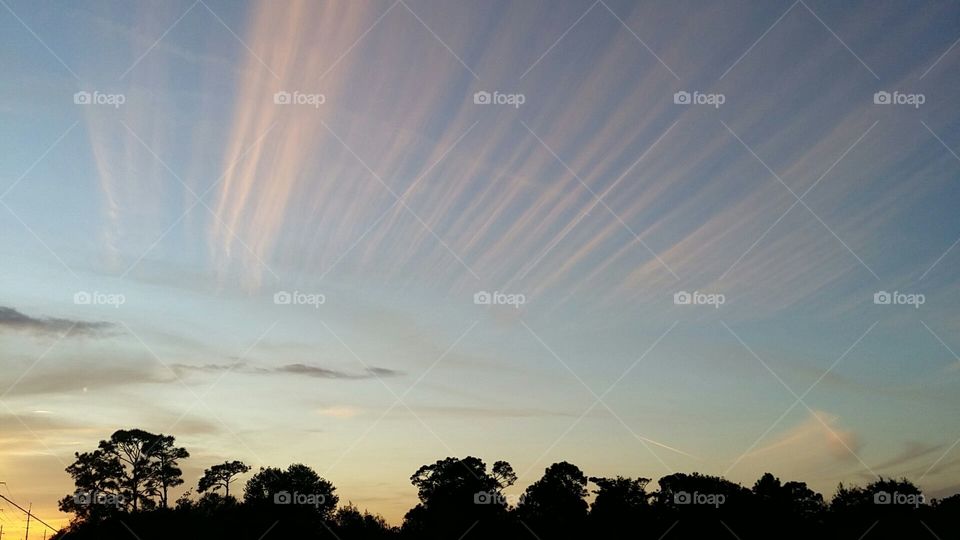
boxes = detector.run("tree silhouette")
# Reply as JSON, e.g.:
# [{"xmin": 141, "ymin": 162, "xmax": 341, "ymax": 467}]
[
  {"xmin": 403, "ymin": 456, "xmax": 512, "ymax": 539},
  {"xmin": 60, "ymin": 429, "xmax": 188, "ymax": 517},
  {"xmin": 151, "ymin": 434, "xmax": 190, "ymax": 508},
  {"xmin": 335, "ymin": 503, "xmax": 395, "ymax": 539},
  {"xmin": 52, "ymin": 435, "xmax": 960, "ymax": 540},
  {"xmin": 828, "ymin": 477, "xmax": 929, "ymax": 539},
  {"xmin": 58, "ymin": 449, "xmax": 124, "ymax": 523},
  {"xmin": 753, "ymin": 472, "xmax": 825, "ymax": 518},
  {"xmin": 198, "ymin": 460, "xmax": 251, "ymax": 499},
  {"xmin": 516, "ymin": 462, "xmax": 589, "ymax": 537},
  {"xmin": 491, "ymin": 460, "xmax": 517, "ymax": 491},
  {"xmin": 589, "ymin": 475, "xmax": 651, "ymax": 535},
  {"xmin": 101, "ymin": 429, "xmax": 160, "ymax": 511},
  {"xmin": 244, "ymin": 463, "xmax": 339, "ymax": 519}
]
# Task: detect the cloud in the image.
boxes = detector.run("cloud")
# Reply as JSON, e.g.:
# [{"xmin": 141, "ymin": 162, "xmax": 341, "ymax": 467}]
[
  {"xmin": 1, "ymin": 362, "xmax": 174, "ymax": 397},
  {"xmin": 920, "ymin": 456, "xmax": 960, "ymax": 480},
  {"xmin": 172, "ymin": 361, "xmax": 402, "ymax": 380},
  {"xmin": 0, "ymin": 306, "xmax": 115, "ymax": 337},
  {"xmin": 316, "ymin": 406, "xmax": 362, "ymax": 418},
  {"xmin": 746, "ymin": 410, "xmax": 863, "ymax": 463},
  {"xmin": 757, "ymin": 411, "xmax": 861, "ymax": 461},
  {"xmin": 0, "ymin": 411, "xmax": 103, "ymax": 454},
  {"xmin": 410, "ymin": 405, "xmax": 575, "ymax": 418},
  {"xmin": 873, "ymin": 441, "xmax": 944, "ymax": 472}
]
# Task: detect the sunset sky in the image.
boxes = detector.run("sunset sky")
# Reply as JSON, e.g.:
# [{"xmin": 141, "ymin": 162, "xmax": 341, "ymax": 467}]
[{"xmin": 2, "ymin": 0, "xmax": 960, "ymax": 534}]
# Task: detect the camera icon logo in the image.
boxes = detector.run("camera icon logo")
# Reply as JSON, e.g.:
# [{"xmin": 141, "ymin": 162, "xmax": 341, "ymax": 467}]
[
  {"xmin": 473, "ymin": 291, "xmax": 492, "ymax": 305},
  {"xmin": 674, "ymin": 491, "xmax": 691, "ymax": 505},
  {"xmin": 673, "ymin": 91, "xmax": 691, "ymax": 105},
  {"xmin": 274, "ymin": 491, "xmax": 292, "ymax": 504},
  {"xmin": 274, "ymin": 291, "xmax": 292, "ymax": 305},
  {"xmin": 73, "ymin": 91, "xmax": 92, "ymax": 105},
  {"xmin": 74, "ymin": 291, "xmax": 92, "ymax": 305},
  {"xmin": 673, "ymin": 291, "xmax": 692, "ymax": 305},
  {"xmin": 873, "ymin": 291, "xmax": 891, "ymax": 305},
  {"xmin": 274, "ymin": 91, "xmax": 291, "ymax": 105},
  {"xmin": 473, "ymin": 91, "xmax": 491, "ymax": 105},
  {"xmin": 873, "ymin": 91, "xmax": 891, "ymax": 105},
  {"xmin": 474, "ymin": 491, "xmax": 491, "ymax": 504},
  {"xmin": 73, "ymin": 491, "xmax": 92, "ymax": 505},
  {"xmin": 874, "ymin": 491, "xmax": 891, "ymax": 504}
]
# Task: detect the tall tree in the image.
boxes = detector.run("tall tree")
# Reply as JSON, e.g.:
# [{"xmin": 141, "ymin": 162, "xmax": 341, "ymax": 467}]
[
  {"xmin": 151, "ymin": 434, "xmax": 190, "ymax": 508},
  {"xmin": 99, "ymin": 429, "xmax": 160, "ymax": 511},
  {"xmin": 491, "ymin": 460, "xmax": 517, "ymax": 493},
  {"xmin": 61, "ymin": 428, "xmax": 189, "ymax": 519}
]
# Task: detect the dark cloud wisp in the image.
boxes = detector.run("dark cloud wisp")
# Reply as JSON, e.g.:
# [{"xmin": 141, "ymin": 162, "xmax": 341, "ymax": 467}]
[
  {"xmin": 0, "ymin": 306, "xmax": 115, "ymax": 337},
  {"xmin": 172, "ymin": 361, "xmax": 402, "ymax": 380}
]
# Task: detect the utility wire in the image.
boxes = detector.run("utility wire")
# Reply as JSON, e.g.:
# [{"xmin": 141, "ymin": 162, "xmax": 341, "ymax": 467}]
[{"xmin": 0, "ymin": 495, "xmax": 58, "ymax": 533}]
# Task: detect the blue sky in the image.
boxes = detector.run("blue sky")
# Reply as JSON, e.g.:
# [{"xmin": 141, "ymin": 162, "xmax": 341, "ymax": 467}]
[{"xmin": 2, "ymin": 0, "xmax": 960, "ymax": 530}]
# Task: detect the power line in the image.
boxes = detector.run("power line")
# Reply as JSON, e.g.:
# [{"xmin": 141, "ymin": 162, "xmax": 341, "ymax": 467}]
[{"xmin": 0, "ymin": 496, "xmax": 58, "ymax": 533}]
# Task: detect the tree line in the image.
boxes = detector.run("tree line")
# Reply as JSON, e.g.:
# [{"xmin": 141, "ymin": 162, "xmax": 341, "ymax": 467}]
[{"xmin": 53, "ymin": 428, "xmax": 960, "ymax": 540}]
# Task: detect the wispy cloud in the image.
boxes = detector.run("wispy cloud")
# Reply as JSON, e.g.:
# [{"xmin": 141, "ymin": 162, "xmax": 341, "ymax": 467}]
[
  {"xmin": 0, "ymin": 306, "xmax": 115, "ymax": 337},
  {"xmin": 745, "ymin": 410, "xmax": 863, "ymax": 464},
  {"xmin": 873, "ymin": 441, "xmax": 944, "ymax": 472},
  {"xmin": 171, "ymin": 361, "xmax": 402, "ymax": 380},
  {"xmin": 406, "ymin": 405, "xmax": 575, "ymax": 419},
  {"xmin": 0, "ymin": 362, "xmax": 173, "ymax": 397}
]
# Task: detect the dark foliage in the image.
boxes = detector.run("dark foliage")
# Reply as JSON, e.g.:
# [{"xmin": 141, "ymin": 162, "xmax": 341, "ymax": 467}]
[{"xmin": 53, "ymin": 432, "xmax": 960, "ymax": 540}]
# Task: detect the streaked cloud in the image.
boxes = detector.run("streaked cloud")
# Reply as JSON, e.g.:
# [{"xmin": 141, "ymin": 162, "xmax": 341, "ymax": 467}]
[
  {"xmin": 171, "ymin": 361, "xmax": 402, "ymax": 380},
  {"xmin": 0, "ymin": 306, "xmax": 115, "ymax": 337}
]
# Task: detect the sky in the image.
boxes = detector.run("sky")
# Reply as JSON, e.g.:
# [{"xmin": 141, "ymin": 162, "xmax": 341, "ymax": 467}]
[{"xmin": 2, "ymin": 0, "xmax": 960, "ymax": 533}]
